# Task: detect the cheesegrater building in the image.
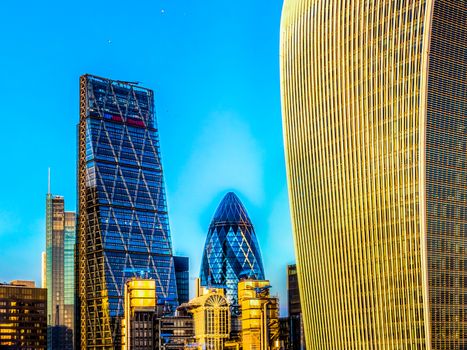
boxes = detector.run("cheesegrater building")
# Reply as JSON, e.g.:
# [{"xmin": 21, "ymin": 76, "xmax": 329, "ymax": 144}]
[
  {"xmin": 77, "ymin": 74, "xmax": 178, "ymax": 349},
  {"xmin": 281, "ymin": 1, "xmax": 467, "ymax": 349}
]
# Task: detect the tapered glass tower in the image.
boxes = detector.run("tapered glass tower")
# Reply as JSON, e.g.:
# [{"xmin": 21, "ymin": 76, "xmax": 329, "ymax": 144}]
[
  {"xmin": 77, "ymin": 74, "xmax": 178, "ymax": 348},
  {"xmin": 46, "ymin": 192, "xmax": 75, "ymax": 350},
  {"xmin": 281, "ymin": 1, "xmax": 467, "ymax": 348},
  {"xmin": 200, "ymin": 192, "xmax": 265, "ymax": 305}
]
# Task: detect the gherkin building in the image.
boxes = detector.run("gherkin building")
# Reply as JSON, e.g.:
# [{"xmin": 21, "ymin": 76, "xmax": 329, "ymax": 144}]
[{"xmin": 200, "ymin": 192, "xmax": 265, "ymax": 305}]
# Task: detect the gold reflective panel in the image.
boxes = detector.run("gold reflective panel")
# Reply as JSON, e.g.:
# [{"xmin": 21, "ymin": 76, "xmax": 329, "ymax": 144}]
[
  {"xmin": 238, "ymin": 280, "xmax": 280, "ymax": 350},
  {"xmin": 280, "ymin": 0, "xmax": 467, "ymax": 348}
]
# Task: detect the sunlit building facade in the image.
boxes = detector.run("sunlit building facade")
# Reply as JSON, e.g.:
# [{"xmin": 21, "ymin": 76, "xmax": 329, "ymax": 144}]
[
  {"xmin": 281, "ymin": 1, "xmax": 467, "ymax": 348},
  {"xmin": 200, "ymin": 192, "xmax": 265, "ymax": 305},
  {"xmin": 77, "ymin": 74, "xmax": 178, "ymax": 348},
  {"xmin": 186, "ymin": 288, "xmax": 230, "ymax": 350},
  {"xmin": 121, "ymin": 279, "xmax": 157, "ymax": 350},
  {"xmin": 238, "ymin": 279, "xmax": 280, "ymax": 350},
  {"xmin": 0, "ymin": 281, "xmax": 47, "ymax": 349}
]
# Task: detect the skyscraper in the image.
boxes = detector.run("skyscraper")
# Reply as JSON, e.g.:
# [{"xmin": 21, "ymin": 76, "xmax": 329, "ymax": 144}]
[
  {"xmin": 281, "ymin": 1, "xmax": 467, "ymax": 348},
  {"xmin": 77, "ymin": 74, "xmax": 178, "ymax": 348},
  {"xmin": 64, "ymin": 211, "xmax": 76, "ymax": 344},
  {"xmin": 46, "ymin": 188, "xmax": 75, "ymax": 350},
  {"xmin": 42, "ymin": 251, "xmax": 47, "ymax": 288},
  {"xmin": 200, "ymin": 192, "xmax": 265, "ymax": 305}
]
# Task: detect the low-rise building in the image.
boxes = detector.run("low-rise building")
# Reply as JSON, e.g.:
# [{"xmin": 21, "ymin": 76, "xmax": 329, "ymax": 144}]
[
  {"xmin": 121, "ymin": 279, "xmax": 157, "ymax": 350},
  {"xmin": 238, "ymin": 279, "xmax": 280, "ymax": 350},
  {"xmin": 155, "ymin": 315, "xmax": 194, "ymax": 350},
  {"xmin": 0, "ymin": 281, "xmax": 47, "ymax": 349},
  {"xmin": 185, "ymin": 288, "xmax": 230, "ymax": 350}
]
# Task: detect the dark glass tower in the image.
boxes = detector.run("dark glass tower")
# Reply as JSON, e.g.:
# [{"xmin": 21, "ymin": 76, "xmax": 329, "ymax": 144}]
[
  {"xmin": 200, "ymin": 192, "xmax": 265, "ymax": 304},
  {"xmin": 174, "ymin": 256, "xmax": 190, "ymax": 305},
  {"xmin": 287, "ymin": 264, "xmax": 305, "ymax": 350},
  {"xmin": 77, "ymin": 74, "xmax": 178, "ymax": 348}
]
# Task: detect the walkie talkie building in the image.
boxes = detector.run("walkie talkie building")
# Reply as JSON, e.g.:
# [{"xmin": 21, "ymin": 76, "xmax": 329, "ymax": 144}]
[
  {"xmin": 77, "ymin": 74, "xmax": 178, "ymax": 349},
  {"xmin": 281, "ymin": 1, "xmax": 467, "ymax": 349}
]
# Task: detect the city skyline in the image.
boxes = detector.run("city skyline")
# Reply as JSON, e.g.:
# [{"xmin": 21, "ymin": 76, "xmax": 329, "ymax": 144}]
[
  {"xmin": 2, "ymin": 0, "xmax": 467, "ymax": 349},
  {"xmin": 0, "ymin": 0, "xmax": 293, "ymax": 314}
]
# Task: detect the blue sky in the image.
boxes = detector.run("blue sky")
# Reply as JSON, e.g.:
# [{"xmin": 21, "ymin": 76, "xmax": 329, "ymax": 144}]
[{"xmin": 0, "ymin": 0, "xmax": 295, "ymax": 314}]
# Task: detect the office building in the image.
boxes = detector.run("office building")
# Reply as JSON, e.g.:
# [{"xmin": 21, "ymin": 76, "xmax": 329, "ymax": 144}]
[
  {"xmin": 287, "ymin": 265, "xmax": 304, "ymax": 350},
  {"xmin": 155, "ymin": 315, "xmax": 194, "ymax": 350},
  {"xmin": 200, "ymin": 192, "xmax": 265, "ymax": 305},
  {"xmin": 41, "ymin": 251, "xmax": 46, "ymax": 289},
  {"xmin": 0, "ymin": 281, "xmax": 47, "ymax": 349},
  {"xmin": 121, "ymin": 278, "xmax": 195, "ymax": 350},
  {"xmin": 174, "ymin": 256, "xmax": 189, "ymax": 305},
  {"xmin": 63, "ymin": 211, "xmax": 76, "ymax": 341},
  {"xmin": 46, "ymin": 188, "xmax": 75, "ymax": 350},
  {"xmin": 77, "ymin": 74, "xmax": 178, "ymax": 348},
  {"xmin": 186, "ymin": 288, "xmax": 230, "ymax": 350},
  {"xmin": 281, "ymin": 1, "xmax": 467, "ymax": 348},
  {"xmin": 238, "ymin": 280, "xmax": 280, "ymax": 350},
  {"xmin": 279, "ymin": 317, "xmax": 290, "ymax": 350},
  {"xmin": 121, "ymin": 279, "xmax": 157, "ymax": 350}
]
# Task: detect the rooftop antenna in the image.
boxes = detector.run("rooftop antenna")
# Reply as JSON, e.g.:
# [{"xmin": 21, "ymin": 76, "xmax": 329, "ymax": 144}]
[{"xmin": 47, "ymin": 168, "xmax": 51, "ymax": 195}]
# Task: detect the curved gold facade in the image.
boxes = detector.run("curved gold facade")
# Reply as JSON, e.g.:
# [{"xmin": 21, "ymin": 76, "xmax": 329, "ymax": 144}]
[{"xmin": 281, "ymin": 1, "xmax": 467, "ymax": 348}]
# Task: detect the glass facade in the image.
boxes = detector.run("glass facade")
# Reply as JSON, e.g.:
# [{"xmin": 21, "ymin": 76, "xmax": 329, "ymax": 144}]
[
  {"xmin": 64, "ymin": 211, "xmax": 75, "ymax": 348},
  {"xmin": 174, "ymin": 256, "xmax": 190, "ymax": 305},
  {"xmin": 426, "ymin": 2, "xmax": 467, "ymax": 348},
  {"xmin": 46, "ymin": 194, "xmax": 75, "ymax": 350},
  {"xmin": 77, "ymin": 74, "xmax": 178, "ymax": 348},
  {"xmin": 280, "ymin": 1, "xmax": 467, "ymax": 348},
  {"xmin": 200, "ymin": 192, "xmax": 265, "ymax": 305},
  {"xmin": 46, "ymin": 195, "xmax": 64, "ymax": 328}
]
